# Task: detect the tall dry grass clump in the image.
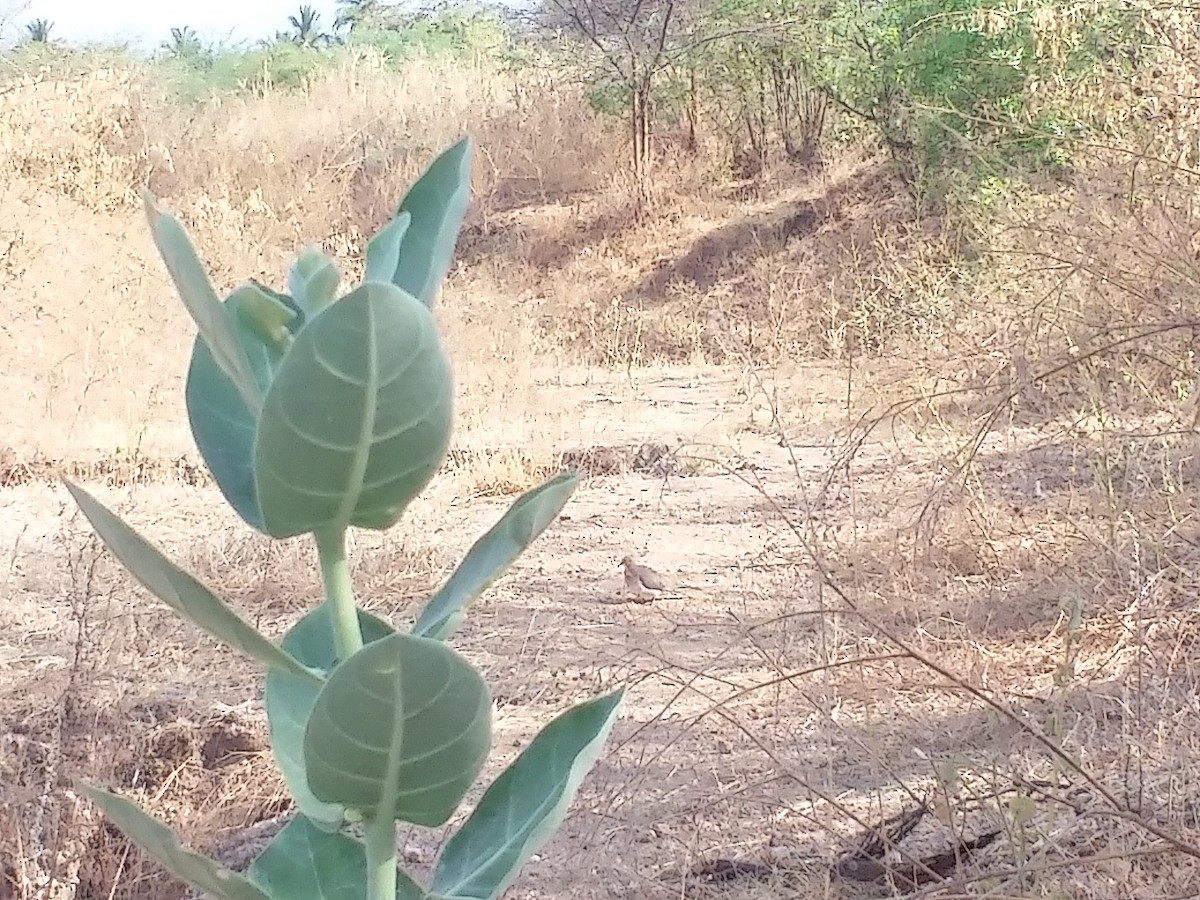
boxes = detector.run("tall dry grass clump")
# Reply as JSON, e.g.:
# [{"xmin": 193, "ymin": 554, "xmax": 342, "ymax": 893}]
[
  {"xmin": 0, "ymin": 47, "xmax": 622, "ymax": 464},
  {"xmin": 0, "ymin": 62, "xmax": 152, "ymax": 211},
  {"xmin": 0, "ymin": 47, "xmax": 619, "ymax": 276}
]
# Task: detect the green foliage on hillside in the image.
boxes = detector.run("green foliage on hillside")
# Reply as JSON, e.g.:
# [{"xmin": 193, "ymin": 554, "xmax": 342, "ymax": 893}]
[
  {"xmin": 807, "ymin": 0, "xmax": 1147, "ymax": 190},
  {"xmin": 539, "ymin": 0, "xmax": 1157, "ymax": 201},
  {"xmin": 1, "ymin": 4, "xmax": 514, "ymax": 100},
  {"xmin": 0, "ymin": 0, "xmax": 1163, "ymax": 203}
]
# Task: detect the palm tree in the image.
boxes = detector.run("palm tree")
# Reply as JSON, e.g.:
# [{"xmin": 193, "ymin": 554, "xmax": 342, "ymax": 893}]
[
  {"xmin": 287, "ymin": 4, "xmax": 331, "ymax": 47},
  {"xmin": 163, "ymin": 26, "xmax": 203, "ymax": 58},
  {"xmin": 25, "ymin": 18, "xmax": 52, "ymax": 42}
]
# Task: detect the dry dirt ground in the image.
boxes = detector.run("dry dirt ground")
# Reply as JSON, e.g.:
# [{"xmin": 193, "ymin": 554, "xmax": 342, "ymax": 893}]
[
  {"xmin": 6, "ymin": 354, "xmax": 1200, "ymax": 900},
  {"xmin": 4, "ymin": 160, "xmax": 1200, "ymax": 898}
]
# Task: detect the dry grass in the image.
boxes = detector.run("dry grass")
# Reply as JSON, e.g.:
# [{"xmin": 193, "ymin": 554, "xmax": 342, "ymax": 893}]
[{"xmin": 5, "ymin": 20, "xmax": 1200, "ymax": 900}]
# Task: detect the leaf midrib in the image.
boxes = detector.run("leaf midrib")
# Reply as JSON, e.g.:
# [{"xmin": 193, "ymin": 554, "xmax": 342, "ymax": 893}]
[{"xmin": 334, "ymin": 298, "xmax": 379, "ymax": 528}]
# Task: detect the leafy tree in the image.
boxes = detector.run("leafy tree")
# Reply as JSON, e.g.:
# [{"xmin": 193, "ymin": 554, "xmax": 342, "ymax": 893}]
[
  {"xmin": 163, "ymin": 26, "xmax": 205, "ymax": 59},
  {"xmin": 805, "ymin": 0, "xmax": 1139, "ymax": 193},
  {"xmin": 24, "ymin": 16, "xmax": 51, "ymax": 42},
  {"xmin": 541, "ymin": 0, "xmax": 683, "ymax": 207},
  {"xmin": 335, "ymin": 0, "xmax": 388, "ymax": 33},
  {"xmin": 684, "ymin": 0, "xmax": 830, "ymax": 174},
  {"xmin": 346, "ymin": 7, "xmax": 509, "ymax": 63}
]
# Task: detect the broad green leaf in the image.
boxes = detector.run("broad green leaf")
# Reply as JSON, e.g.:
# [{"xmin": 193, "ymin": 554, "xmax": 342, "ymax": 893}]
[
  {"xmin": 185, "ymin": 289, "xmax": 290, "ymax": 533},
  {"xmin": 247, "ymin": 814, "xmax": 428, "ymax": 900},
  {"xmin": 64, "ymin": 481, "xmax": 315, "ymax": 683},
  {"xmin": 230, "ymin": 281, "xmax": 303, "ymax": 352},
  {"xmin": 80, "ymin": 785, "xmax": 270, "ymax": 900},
  {"xmin": 413, "ymin": 472, "xmax": 580, "ymax": 641},
  {"xmin": 430, "ymin": 689, "xmax": 625, "ymax": 900},
  {"xmin": 142, "ymin": 191, "xmax": 261, "ymax": 417},
  {"xmin": 287, "ymin": 246, "xmax": 341, "ymax": 319},
  {"xmin": 254, "ymin": 282, "xmax": 454, "ymax": 539},
  {"xmin": 303, "ymin": 632, "xmax": 491, "ymax": 827},
  {"xmin": 393, "ymin": 136, "xmax": 473, "ymax": 307},
  {"xmin": 265, "ymin": 605, "xmax": 397, "ymax": 832},
  {"xmin": 365, "ymin": 213, "xmax": 412, "ymax": 285}
]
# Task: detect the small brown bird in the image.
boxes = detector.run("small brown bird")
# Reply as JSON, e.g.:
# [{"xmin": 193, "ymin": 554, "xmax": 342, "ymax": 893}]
[{"xmin": 621, "ymin": 555, "xmax": 668, "ymax": 602}]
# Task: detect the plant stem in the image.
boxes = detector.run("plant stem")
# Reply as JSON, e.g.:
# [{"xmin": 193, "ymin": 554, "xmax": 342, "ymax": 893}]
[
  {"xmin": 365, "ymin": 815, "xmax": 398, "ymax": 900},
  {"xmin": 315, "ymin": 526, "xmax": 363, "ymax": 662}
]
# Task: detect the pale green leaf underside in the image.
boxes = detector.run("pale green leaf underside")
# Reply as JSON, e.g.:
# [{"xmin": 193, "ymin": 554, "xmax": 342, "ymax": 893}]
[
  {"xmin": 265, "ymin": 605, "xmax": 397, "ymax": 831},
  {"xmin": 413, "ymin": 472, "xmax": 579, "ymax": 641},
  {"xmin": 64, "ymin": 481, "xmax": 315, "ymax": 683},
  {"xmin": 253, "ymin": 282, "xmax": 454, "ymax": 538},
  {"xmin": 430, "ymin": 689, "xmax": 625, "ymax": 900},
  {"xmin": 143, "ymin": 191, "xmax": 261, "ymax": 417},
  {"xmin": 80, "ymin": 785, "xmax": 269, "ymax": 900},
  {"xmin": 185, "ymin": 290, "xmax": 290, "ymax": 534},
  {"xmin": 247, "ymin": 814, "xmax": 428, "ymax": 900},
  {"xmin": 303, "ymin": 632, "xmax": 492, "ymax": 827},
  {"xmin": 365, "ymin": 212, "xmax": 412, "ymax": 285},
  {"xmin": 393, "ymin": 136, "xmax": 473, "ymax": 307}
]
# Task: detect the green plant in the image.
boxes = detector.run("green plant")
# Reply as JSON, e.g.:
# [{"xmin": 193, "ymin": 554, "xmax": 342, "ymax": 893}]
[
  {"xmin": 235, "ymin": 41, "xmax": 333, "ymax": 91},
  {"xmin": 163, "ymin": 26, "xmax": 207, "ymax": 61},
  {"xmin": 807, "ymin": 0, "xmax": 1140, "ymax": 195},
  {"xmin": 24, "ymin": 17, "xmax": 54, "ymax": 43},
  {"xmin": 684, "ymin": 0, "xmax": 828, "ymax": 167},
  {"xmin": 63, "ymin": 136, "xmax": 625, "ymax": 900},
  {"xmin": 344, "ymin": 15, "xmax": 507, "ymax": 67},
  {"xmin": 336, "ymin": 0, "xmax": 388, "ymax": 34},
  {"xmin": 288, "ymin": 4, "xmax": 335, "ymax": 48}
]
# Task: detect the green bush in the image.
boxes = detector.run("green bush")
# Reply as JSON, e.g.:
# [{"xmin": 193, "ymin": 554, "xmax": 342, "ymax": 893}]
[
  {"xmin": 585, "ymin": 78, "xmax": 629, "ymax": 118},
  {"xmin": 232, "ymin": 41, "xmax": 333, "ymax": 91},
  {"xmin": 811, "ymin": 0, "xmax": 1140, "ymax": 193},
  {"xmin": 346, "ymin": 10, "xmax": 511, "ymax": 65}
]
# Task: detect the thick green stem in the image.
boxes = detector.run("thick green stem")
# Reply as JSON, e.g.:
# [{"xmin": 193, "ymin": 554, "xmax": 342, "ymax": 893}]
[
  {"xmin": 365, "ymin": 815, "xmax": 398, "ymax": 900},
  {"xmin": 315, "ymin": 526, "xmax": 363, "ymax": 662}
]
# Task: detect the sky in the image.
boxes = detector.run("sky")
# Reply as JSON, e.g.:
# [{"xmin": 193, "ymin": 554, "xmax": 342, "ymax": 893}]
[{"xmin": 12, "ymin": 0, "xmax": 344, "ymax": 50}]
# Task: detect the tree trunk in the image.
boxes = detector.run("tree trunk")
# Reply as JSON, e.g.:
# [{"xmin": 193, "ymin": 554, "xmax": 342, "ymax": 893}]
[
  {"xmin": 684, "ymin": 67, "xmax": 698, "ymax": 154},
  {"xmin": 770, "ymin": 56, "xmax": 798, "ymax": 159},
  {"xmin": 630, "ymin": 71, "xmax": 652, "ymax": 212}
]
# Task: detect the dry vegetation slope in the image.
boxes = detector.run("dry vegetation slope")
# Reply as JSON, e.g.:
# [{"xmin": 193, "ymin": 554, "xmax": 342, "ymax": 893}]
[{"xmin": 4, "ymin": 48, "xmax": 1200, "ymax": 900}]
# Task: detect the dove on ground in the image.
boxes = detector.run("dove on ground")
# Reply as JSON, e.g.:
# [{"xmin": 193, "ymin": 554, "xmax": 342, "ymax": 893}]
[{"xmin": 621, "ymin": 555, "xmax": 668, "ymax": 602}]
